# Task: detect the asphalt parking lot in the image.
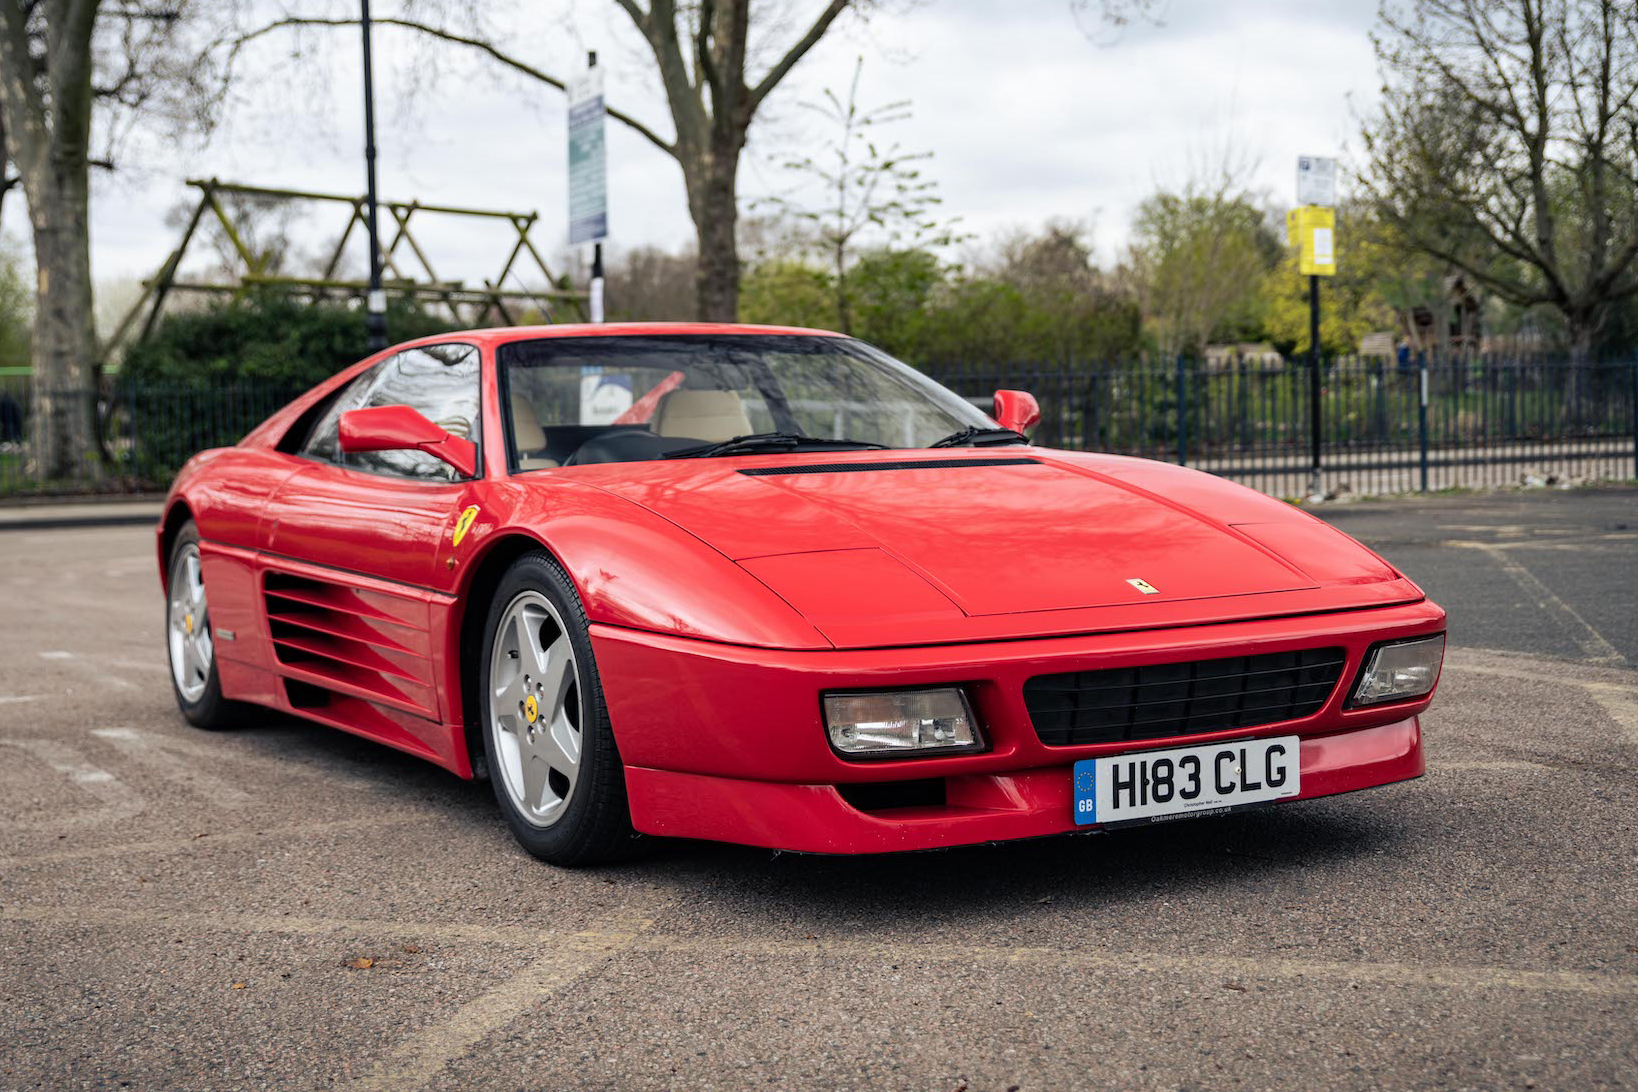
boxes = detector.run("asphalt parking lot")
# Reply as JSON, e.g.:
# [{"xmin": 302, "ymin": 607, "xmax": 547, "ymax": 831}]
[{"xmin": 2, "ymin": 487, "xmax": 1636, "ymax": 1092}]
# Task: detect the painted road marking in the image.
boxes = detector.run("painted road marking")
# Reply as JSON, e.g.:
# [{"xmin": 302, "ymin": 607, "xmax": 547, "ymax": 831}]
[
  {"xmin": 338, "ymin": 910, "xmax": 661, "ymax": 1092},
  {"xmin": 0, "ymin": 814, "xmax": 449, "ymax": 869},
  {"xmin": 1, "ymin": 904, "xmax": 1633, "ymax": 1000},
  {"xmin": 90, "ymin": 727, "xmax": 256, "ymax": 807},
  {"xmin": 1449, "ymin": 659, "xmax": 1638, "ymax": 748},
  {"xmin": 1449, "ymin": 541, "xmax": 1626, "ymax": 666},
  {"xmin": 0, "ymin": 695, "xmax": 43, "ymax": 705},
  {"xmin": 0, "ymin": 739, "xmax": 144, "ymax": 830}
]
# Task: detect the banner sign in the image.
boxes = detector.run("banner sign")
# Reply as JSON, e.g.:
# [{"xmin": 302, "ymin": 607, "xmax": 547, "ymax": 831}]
[{"xmin": 568, "ymin": 67, "xmax": 608, "ymax": 246}]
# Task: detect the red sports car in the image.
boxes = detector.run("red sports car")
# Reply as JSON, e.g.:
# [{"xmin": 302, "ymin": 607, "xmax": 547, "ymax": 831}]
[{"xmin": 159, "ymin": 324, "xmax": 1445, "ymax": 865}]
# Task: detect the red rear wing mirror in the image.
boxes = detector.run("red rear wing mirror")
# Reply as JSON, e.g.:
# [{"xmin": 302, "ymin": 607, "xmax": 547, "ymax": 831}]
[
  {"xmin": 992, "ymin": 389, "xmax": 1041, "ymax": 435},
  {"xmin": 339, "ymin": 405, "xmax": 479, "ymax": 479}
]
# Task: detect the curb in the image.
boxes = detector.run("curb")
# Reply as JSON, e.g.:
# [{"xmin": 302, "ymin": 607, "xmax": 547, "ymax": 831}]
[{"xmin": 0, "ymin": 504, "xmax": 164, "ymax": 532}]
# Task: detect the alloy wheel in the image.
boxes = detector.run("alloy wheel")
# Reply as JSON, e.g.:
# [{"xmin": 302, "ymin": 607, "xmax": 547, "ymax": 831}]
[{"xmin": 488, "ymin": 590, "xmax": 584, "ymax": 827}]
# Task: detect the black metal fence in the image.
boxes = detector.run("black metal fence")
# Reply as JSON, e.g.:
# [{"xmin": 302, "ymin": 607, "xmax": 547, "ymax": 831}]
[
  {"xmin": 925, "ymin": 354, "xmax": 1638, "ymax": 497},
  {"xmin": 0, "ymin": 377, "xmax": 301, "ymax": 496},
  {"xmin": 1, "ymin": 355, "xmax": 1635, "ymax": 498}
]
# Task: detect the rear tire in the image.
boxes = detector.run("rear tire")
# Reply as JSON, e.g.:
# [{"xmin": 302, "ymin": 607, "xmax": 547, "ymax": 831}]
[
  {"xmin": 165, "ymin": 521, "xmax": 237, "ymax": 730},
  {"xmin": 478, "ymin": 550, "xmax": 640, "ymax": 866}
]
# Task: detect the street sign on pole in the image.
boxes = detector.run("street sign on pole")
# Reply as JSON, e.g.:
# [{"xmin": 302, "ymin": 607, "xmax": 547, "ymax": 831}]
[
  {"xmin": 1295, "ymin": 155, "xmax": 1336, "ymax": 207},
  {"xmin": 1285, "ymin": 205, "xmax": 1336, "ymax": 277},
  {"xmin": 568, "ymin": 66, "xmax": 608, "ymax": 247},
  {"xmin": 1293, "ymin": 155, "xmax": 1338, "ymax": 501}
]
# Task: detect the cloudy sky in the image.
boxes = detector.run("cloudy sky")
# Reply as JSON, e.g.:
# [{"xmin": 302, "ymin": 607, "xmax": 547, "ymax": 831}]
[{"xmin": 2, "ymin": 0, "xmax": 1386, "ymax": 305}]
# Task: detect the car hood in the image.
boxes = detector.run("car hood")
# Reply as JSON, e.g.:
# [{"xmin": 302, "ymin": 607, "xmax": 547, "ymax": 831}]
[{"xmin": 573, "ymin": 451, "xmax": 1421, "ymax": 648}]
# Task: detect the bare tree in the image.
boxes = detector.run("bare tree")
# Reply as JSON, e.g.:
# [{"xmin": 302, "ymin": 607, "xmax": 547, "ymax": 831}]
[
  {"xmin": 216, "ymin": 1, "xmax": 868, "ymax": 321},
  {"xmin": 0, "ymin": 0, "xmax": 196, "ymax": 479},
  {"xmin": 1361, "ymin": 0, "xmax": 1638, "ymax": 357},
  {"xmin": 755, "ymin": 56, "xmax": 962, "ymax": 332}
]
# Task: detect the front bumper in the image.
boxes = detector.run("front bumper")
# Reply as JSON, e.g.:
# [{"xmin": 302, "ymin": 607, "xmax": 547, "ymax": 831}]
[{"xmin": 592, "ymin": 599, "xmax": 1443, "ymax": 853}]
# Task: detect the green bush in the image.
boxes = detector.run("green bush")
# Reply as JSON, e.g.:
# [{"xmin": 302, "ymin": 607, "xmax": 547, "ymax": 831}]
[
  {"xmin": 119, "ymin": 292, "xmax": 459, "ymax": 388},
  {"xmin": 115, "ymin": 293, "xmax": 461, "ymax": 479}
]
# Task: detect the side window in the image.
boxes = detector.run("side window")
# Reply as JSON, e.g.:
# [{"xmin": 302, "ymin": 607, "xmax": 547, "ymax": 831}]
[{"xmin": 301, "ymin": 343, "xmax": 482, "ymax": 481}]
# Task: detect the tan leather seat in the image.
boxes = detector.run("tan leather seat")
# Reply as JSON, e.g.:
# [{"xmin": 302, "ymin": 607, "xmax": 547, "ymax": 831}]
[
  {"xmin": 650, "ymin": 390, "xmax": 752, "ymax": 443},
  {"xmin": 509, "ymin": 392, "xmax": 559, "ymax": 470}
]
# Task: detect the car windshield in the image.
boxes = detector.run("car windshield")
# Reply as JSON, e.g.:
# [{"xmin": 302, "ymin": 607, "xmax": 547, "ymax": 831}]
[{"xmin": 498, "ymin": 334, "xmax": 994, "ymax": 469}]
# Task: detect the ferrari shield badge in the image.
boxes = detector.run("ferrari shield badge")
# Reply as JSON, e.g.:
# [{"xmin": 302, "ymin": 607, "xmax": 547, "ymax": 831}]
[
  {"xmin": 452, "ymin": 505, "xmax": 480, "ymax": 548},
  {"xmin": 1126, "ymin": 577, "xmax": 1160, "ymax": 595}
]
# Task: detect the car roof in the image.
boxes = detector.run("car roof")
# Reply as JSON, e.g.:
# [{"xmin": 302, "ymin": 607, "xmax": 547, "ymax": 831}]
[{"xmin": 392, "ymin": 321, "xmax": 849, "ymax": 352}]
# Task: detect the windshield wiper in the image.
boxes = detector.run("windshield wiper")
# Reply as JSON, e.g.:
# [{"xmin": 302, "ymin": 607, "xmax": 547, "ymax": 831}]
[
  {"xmin": 662, "ymin": 431, "xmax": 890, "ymax": 460},
  {"xmin": 927, "ymin": 425, "xmax": 1029, "ymax": 449}
]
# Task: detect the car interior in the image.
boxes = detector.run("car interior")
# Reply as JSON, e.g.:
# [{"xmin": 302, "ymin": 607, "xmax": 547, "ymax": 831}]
[{"xmin": 509, "ymin": 387, "xmax": 757, "ymax": 468}]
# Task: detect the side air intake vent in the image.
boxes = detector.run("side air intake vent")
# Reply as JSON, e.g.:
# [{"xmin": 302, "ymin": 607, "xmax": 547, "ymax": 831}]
[
  {"xmin": 262, "ymin": 571, "xmax": 437, "ymax": 718},
  {"xmin": 740, "ymin": 457, "xmax": 1040, "ymax": 477}
]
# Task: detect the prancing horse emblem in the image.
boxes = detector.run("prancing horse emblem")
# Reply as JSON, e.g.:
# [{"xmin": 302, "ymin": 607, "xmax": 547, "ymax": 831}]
[{"xmin": 1126, "ymin": 578, "xmax": 1160, "ymax": 595}]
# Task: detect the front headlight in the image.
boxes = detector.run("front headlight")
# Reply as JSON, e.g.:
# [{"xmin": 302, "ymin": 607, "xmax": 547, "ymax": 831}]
[
  {"xmin": 823, "ymin": 688, "xmax": 984, "ymax": 758},
  {"xmin": 1351, "ymin": 634, "xmax": 1446, "ymax": 706}
]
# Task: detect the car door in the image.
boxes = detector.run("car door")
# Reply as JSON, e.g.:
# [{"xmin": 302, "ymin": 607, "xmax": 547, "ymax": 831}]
[{"xmin": 259, "ymin": 343, "xmax": 483, "ymax": 732}]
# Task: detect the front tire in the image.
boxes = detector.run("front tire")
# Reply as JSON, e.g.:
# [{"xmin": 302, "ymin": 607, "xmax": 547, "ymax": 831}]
[
  {"xmin": 478, "ymin": 550, "xmax": 638, "ymax": 865},
  {"xmin": 165, "ymin": 521, "xmax": 236, "ymax": 729}
]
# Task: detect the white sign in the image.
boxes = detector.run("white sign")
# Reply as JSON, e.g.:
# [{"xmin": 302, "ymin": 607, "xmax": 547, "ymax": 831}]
[
  {"xmin": 1312, "ymin": 226, "xmax": 1334, "ymax": 266},
  {"xmin": 1296, "ymin": 155, "xmax": 1337, "ymax": 207},
  {"xmin": 568, "ymin": 67, "xmax": 608, "ymax": 245},
  {"xmin": 579, "ymin": 368, "xmax": 632, "ymax": 424}
]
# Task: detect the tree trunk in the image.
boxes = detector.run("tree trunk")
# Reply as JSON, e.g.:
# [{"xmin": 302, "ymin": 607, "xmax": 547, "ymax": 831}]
[
  {"xmin": 26, "ymin": 160, "xmax": 98, "ymax": 481},
  {"xmin": 686, "ymin": 138, "xmax": 743, "ymax": 322},
  {"xmin": 1563, "ymin": 309, "xmax": 1598, "ymax": 428}
]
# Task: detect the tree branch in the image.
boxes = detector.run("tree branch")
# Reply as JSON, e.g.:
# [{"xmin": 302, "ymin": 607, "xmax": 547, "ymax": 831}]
[
  {"xmin": 0, "ymin": 0, "xmax": 48, "ymax": 176},
  {"xmin": 748, "ymin": 0, "xmax": 849, "ymax": 112},
  {"xmin": 226, "ymin": 15, "xmax": 677, "ymax": 157}
]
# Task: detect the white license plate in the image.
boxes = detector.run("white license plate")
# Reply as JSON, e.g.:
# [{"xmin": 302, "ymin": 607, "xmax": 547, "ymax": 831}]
[{"xmin": 1072, "ymin": 735, "xmax": 1301, "ymax": 826}]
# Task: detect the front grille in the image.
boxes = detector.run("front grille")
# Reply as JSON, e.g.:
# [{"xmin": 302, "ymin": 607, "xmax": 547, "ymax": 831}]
[{"xmin": 1024, "ymin": 647, "xmax": 1347, "ymax": 747}]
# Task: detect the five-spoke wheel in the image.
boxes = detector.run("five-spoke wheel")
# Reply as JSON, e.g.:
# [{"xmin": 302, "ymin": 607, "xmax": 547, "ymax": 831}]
[
  {"xmin": 167, "ymin": 540, "xmax": 213, "ymax": 704},
  {"xmin": 165, "ymin": 520, "xmax": 235, "ymax": 728},
  {"xmin": 478, "ymin": 550, "xmax": 637, "ymax": 865},
  {"xmin": 488, "ymin": 590, "xmax": 584, "ymax": 827}
]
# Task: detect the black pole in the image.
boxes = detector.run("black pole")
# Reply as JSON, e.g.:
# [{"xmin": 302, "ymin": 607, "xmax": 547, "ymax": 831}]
[
  {"xmin": 1418, "ymin": 355, "xmax": 1431, "ymax": 493},
  {"xmin": 361, "ymin": 0, "xmax": 386, "ymax": 351},
  {"xmin": 588, "ymin": 50, "xmax": 605, "ymax": 323},
  {"xmin": 1175, "ymin": 352, "xmax": 1187, "ymax": 466},
  {"xmin": 1308, "ymin": 274, "xmax": 1321, "ymax": 497}
]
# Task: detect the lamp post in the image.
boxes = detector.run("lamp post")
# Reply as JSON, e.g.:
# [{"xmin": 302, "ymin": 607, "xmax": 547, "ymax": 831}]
[{"xmin": 361, "ymin": 0, "xmax": 386, "ymax": 351}]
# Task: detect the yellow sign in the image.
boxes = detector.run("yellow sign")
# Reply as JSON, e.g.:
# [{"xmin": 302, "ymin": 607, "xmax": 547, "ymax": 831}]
[
  {"xmin": 451, "ymin": 506, "xmax": 480, "ymax": 547},
  {"xmin": 1286, "ymin": 205, "xmax": 1336, "ymax": 276}
]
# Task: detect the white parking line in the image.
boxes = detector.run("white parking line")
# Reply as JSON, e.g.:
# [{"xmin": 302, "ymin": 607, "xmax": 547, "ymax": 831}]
[
  {"xmin": 1450, "ymin": 542, "xmax": 1627, "ymax": 666},
  {"xmin": 90, "ymin": 727, "xmax": 256, "ymax": 807},
  {"xmin": 338, "ymin": 910, "xmax": 660, "ymax": 1092},
  {"xmin": 1429, "ymin": 759, "xmax": 1553, "ymax": 772},
  {"xmin": 1586, "ymin": 689, "xmax": 1638, "ymax": 749},
  {"xmin": 0, "ymin": 739, "xmax": 144, "ymax": 830},
  {"xmin": 1450, "ymin": 661, "xmax": 1638, "ymax": 747},
  {"xmin": 0, "ymin": 814, "xmax": 448, "ymax": 869},
  {"xmin": 0, "ymin": 694, "xmax": 42, "ymax": 705},
  {"xmin": 1, "ymin": 905, "xmax": 1632, "ymax": 1000}
]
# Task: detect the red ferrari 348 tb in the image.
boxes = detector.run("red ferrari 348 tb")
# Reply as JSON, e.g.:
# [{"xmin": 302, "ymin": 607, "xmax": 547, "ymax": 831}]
[{"xmin": 159, "ymin": 324, "xmax": 1445, "ymax": 864}]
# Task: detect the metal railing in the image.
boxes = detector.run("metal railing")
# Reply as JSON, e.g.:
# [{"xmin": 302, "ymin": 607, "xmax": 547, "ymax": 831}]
[
  {"xmin": 924, "ymin": 354, "xmax": 1638, "ymax": 497},
  {"xmin": 1, "ymin": 355, "xmax": 1635, "ymax": 498},
  {"xmin": 0, "ymin": 378, "xmax": 301, "ymax": 496}
]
